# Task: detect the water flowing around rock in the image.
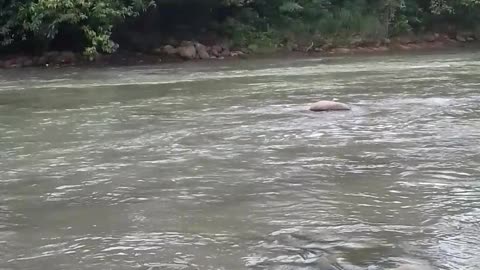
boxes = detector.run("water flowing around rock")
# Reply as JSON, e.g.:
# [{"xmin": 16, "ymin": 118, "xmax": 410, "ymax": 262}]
[{"xmin": 1, "ymin": 51, "xmax": 479, "ymax": 270}]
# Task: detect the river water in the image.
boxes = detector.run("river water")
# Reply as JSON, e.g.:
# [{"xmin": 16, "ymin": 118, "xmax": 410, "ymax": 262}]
[{"xmin": 1, "ymin": 51, "xmax": 480, "ymax": 270}]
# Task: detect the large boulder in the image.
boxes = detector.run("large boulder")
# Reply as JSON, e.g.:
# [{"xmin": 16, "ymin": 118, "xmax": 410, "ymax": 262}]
[
  {"xmin": 456, "ymin": 34, "xmax": 467, "ymax": 42},
  {"xmin": 180, "ymin": 40, "xmax": 194, "ymax": 47},
  {"xmin": 163, "ymin": 45, "xmax": 177, "ymax": 55},
  {"xmin": 220, "ymin": 47, "xmax": 231, "ymax": 57},
  {"xmin": 177, "ymin": 44, "xmax": 197, "ymax": 59},
  {"xmin": 194, "ymin": 43, "xmax": 210, "ymax": 59},
  {"xmin": 152, "ymin": 45, "xmax": 174, "ymax": 55},
  {"xmin": 309, "ymin": 100, "xmax": 351, "ymax": 111},
  {"xmin": 210, "ymin": 45, "xmax": 222, "ymax": 56}
]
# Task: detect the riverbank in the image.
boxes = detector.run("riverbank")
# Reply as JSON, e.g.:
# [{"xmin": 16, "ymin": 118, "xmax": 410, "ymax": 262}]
[{"xmin": 1, "ymin": 32, "xmax": 478, "ymax": 69}]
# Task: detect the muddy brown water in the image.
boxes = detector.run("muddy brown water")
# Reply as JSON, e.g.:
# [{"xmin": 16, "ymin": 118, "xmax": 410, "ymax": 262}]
[{"xmin": 1, "ymin": 51, "xmax": 480, "ymax": 270}]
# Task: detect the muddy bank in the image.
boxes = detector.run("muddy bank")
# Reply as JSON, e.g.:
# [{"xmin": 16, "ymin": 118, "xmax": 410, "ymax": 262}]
[{"xmin": 0, "ymin": 32, "xmax": 478, "ymax": 69}]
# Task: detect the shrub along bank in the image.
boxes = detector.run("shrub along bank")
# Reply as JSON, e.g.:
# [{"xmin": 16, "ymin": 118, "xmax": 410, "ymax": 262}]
[{"xmin": 1, "ymin": 0, "xmax": 480, "ymax": 67}]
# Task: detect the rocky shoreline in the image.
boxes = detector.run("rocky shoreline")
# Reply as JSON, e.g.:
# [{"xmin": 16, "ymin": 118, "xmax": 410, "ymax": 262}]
[{"xmin": 0, "ymin": 32, "xmax": 478, "ymax": 69}]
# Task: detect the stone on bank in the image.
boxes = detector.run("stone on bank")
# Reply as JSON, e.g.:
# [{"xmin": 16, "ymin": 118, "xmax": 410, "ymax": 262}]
[{"xmin": 177, "ymin": 44, "xmax": 197, "ymax": 59}]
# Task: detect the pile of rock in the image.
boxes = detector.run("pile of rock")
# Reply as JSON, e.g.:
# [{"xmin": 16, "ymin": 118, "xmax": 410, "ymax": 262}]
[
  {"xmin": 0, "ymin": 51, "xmax": 77, "ymax": 68},
  {"xmin": 0, "ymin": 41, "xmax": 248, "ymax": 68},
  {"xmin": 291, "ymin": 31, "xmax": 479, "ymax": 55},
  {"xmin": 154, "ymin": 41, "xmax": 246, "ymax": 60}
]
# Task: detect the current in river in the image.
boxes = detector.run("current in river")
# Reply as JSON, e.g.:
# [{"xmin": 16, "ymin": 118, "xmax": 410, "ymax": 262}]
[{"xmin": 1, "ymin": 51, "xmax": 480, "ymax": 270}]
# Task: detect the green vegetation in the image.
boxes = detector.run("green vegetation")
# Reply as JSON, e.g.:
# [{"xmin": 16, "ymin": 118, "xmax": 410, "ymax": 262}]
[
  {"xmin": 0, "ymin": 0, "xmax": 153, "ymax": 57},
  {"xmin": 1, "ymin": 0, "xmax": 480, "ymax": 56}
]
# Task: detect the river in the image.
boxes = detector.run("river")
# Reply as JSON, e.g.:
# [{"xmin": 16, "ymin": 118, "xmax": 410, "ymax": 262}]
[{"xmin": 1, "ymin": 51, "xmax": 479, "ymax": 270}]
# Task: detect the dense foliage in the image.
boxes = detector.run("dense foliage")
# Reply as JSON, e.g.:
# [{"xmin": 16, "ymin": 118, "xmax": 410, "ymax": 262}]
[
  {"xmin": 0, "ymin": 0, "xmax": 153, "ymax": 56},
  {"xmin": 1, "ymin": 0, "xmax": 479, "ymax": 55}
]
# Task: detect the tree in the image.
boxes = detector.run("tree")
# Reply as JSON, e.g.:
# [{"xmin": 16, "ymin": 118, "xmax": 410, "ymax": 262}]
[{"xmin": 1, "ymin": 0, "xmax": 153, "ymax": 57}]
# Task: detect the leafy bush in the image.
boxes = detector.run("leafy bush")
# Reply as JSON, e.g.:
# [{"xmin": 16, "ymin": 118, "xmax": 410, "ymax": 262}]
[
  {"xmin": 2, "ymin": 0, "xmax": 480, "ymax": 55},
  {"xmin": 390, "ymin": 14, "xmax": 413, "ymax": 35},
  {"xmin": 1, "ymin": 0, "xmax": 153, "ymax": 57}
]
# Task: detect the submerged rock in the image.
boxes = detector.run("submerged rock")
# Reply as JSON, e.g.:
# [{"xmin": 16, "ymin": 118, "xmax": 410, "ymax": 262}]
[{"xmin": 309, "ymin": 100, "xmax": 351, "ymax": 112}]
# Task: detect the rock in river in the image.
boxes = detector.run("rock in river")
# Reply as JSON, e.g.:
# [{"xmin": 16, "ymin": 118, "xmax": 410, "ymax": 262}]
[{"xmin": 309, "ymin": 100, "xmax": 351, "ymax": 111}]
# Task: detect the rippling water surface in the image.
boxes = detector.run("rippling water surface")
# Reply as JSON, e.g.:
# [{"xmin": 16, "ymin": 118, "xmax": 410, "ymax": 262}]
[{"xmin": 1, "ymin": 52, "xmax": 480, "ymax": 270}]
